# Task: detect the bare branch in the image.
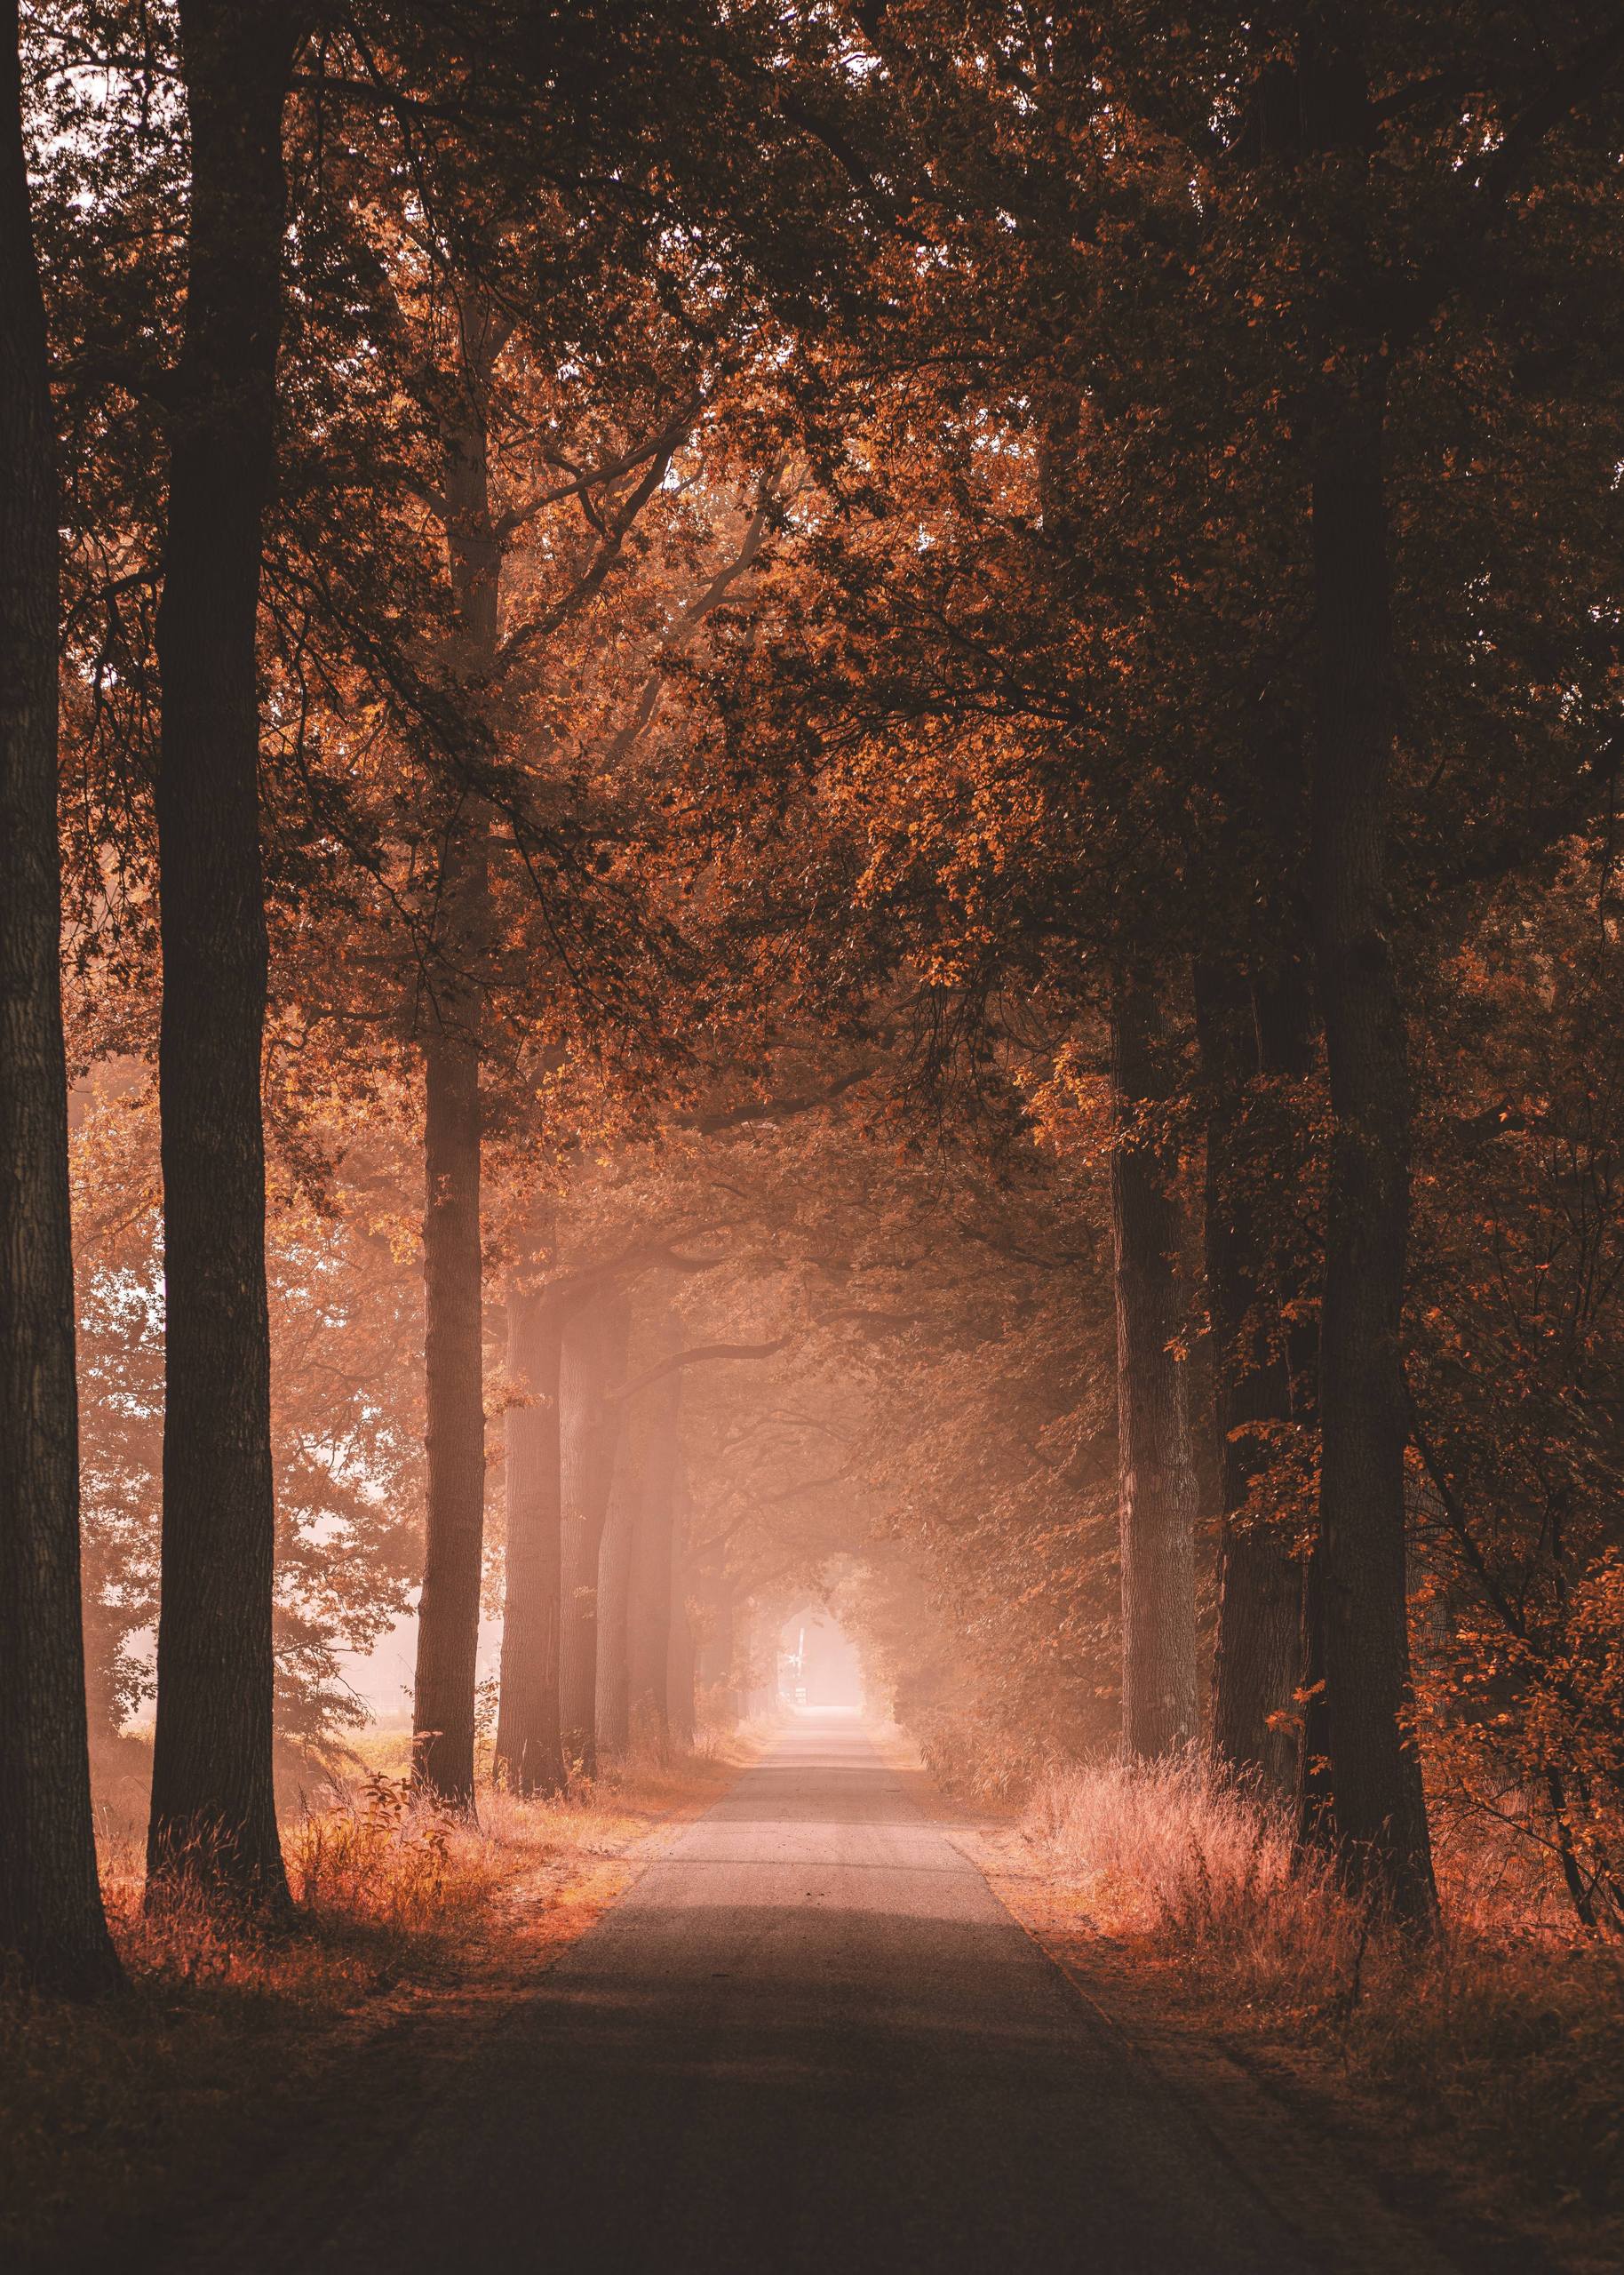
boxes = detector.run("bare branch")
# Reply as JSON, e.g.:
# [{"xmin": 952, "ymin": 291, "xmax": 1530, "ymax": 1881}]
[{"xmin": 609, "ymin": 1335, "xmax": 791, "ymax": 1403}]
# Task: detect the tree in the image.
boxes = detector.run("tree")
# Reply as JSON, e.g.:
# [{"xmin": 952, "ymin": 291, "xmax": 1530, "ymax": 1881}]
[
  {"xmin": 625, "ymin": 1346, "xmax": 686, "ymax": 1746},
  {"xmin": 1217, "ymin": 6, "xmax": 1621, "ymax": 1918},
  {"xmin": 557, "ymin": 1285, "xmax": 631, "ymax": 1773},
  {"xmin": 0, "ymin": 0, "xmax": 122, "ymax": 1999},
  {"xmin": 777, "ymin": 0, "xmax": 1623, "ymax": 1914},
  {"xmin": 410, "ymin": 278, "xmax": 506, "ymax": 1804},
  {"xmin": 146, "ymin": 0, "xmax": 306, "ymax": 1908},
  {"xmin": 1304, "ymin": 341, "xmax": 1435, "ymax": 1913},
  {"xmin": 7, "ymin": 0, "xmax": 1621, "ymax": 1984},
  {"xmin": 1110, "ymin": 972, "xmax": 1198, "ymax": 1758},
  {"xmin": 593, "ymin": 1400, "xmax": 648, "ymax": 1760},
  {"xmin": 493, "ymin": 1241, "xmax": 565, "ymax": 1794},
  {"xmin": 1197, "ymin": 952, "xmax": 1317, "ymax": 1799}
]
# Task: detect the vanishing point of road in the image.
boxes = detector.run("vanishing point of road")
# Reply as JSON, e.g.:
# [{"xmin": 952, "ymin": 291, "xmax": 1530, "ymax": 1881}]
[{"xmin": 276, "ymin": 1715, "xmax": 1458, "ymax": 2275}]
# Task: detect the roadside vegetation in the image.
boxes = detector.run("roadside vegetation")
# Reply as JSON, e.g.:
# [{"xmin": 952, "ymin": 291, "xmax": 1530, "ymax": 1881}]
[
  {"xmin": 4, "ymin": 11, "xmax": 1624, "ymax": 2271},
  {"xmin": 1, "ymin": 1729, "xmax": 747, "ymax": 2271},
  {"xmin": 1001, "ymin": 1754, "xmax": 1624, "ymax": 2267}
]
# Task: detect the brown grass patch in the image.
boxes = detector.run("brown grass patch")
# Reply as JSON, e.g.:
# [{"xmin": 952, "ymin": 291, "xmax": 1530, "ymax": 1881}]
[
  {"xmin": 2, "ymin": 1729, "xmax": 749, "ymax": 2271},
  {"xmin": 979, "ymin": 1752, "xmax": 1624, "ymax": 2270}
]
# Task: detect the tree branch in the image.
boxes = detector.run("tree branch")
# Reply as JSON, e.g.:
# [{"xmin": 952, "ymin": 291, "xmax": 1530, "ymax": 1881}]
[{"xmin": 609, "ymin": 1335, "xmax": 790, "ymax": 1403}]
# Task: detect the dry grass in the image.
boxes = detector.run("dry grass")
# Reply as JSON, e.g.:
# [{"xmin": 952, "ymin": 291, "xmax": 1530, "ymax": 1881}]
[
  {"xmin": 1024, "ymin": 1752, "xmax": 1363, "ymax": 1994},
  {"xmin": 1017, "ymin": 1752, "xmax": 1624, "ymax": 2261},
  {"xmin": 2, "ymin": 1727, "xmax": 748, "ymax": 2271}
]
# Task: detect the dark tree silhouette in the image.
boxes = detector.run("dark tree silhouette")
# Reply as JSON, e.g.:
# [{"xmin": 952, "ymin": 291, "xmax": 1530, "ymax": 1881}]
[
  {"xmin": 146, "ymin": 0, "xmax": 306, "ymax": 1910},
  {"xmin": 0, "ymin": 0, "xmax": 123, "ymax": 1999}
]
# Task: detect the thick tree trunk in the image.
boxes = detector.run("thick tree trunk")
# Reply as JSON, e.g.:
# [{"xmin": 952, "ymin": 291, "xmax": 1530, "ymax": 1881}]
[
  {"xmin": 147, "ymin": 0, "xmax": 300, "ymax": 1908},
  {"xmin": 1303, "ymin": 387, "xmax": 1437, "ymax": 1922},
  {"xmin": 0, "ymin": 2, "xmax": 123, "ymax": 1997},
  {"xmin": 627, "ymin": 1367, "xmax": 683, "ymax": 1746},
  {"xmin": 557, "ymin": 1289, "xmax": 630, "ymax": 1775},
  {"xmin": 493, "ymin": 1272, "xmax": 565, "ymax": 1795},
  {"xmin": 1110, "ymin": 970, "xmax": 1198, "ymax": 1759},
  {"xmin": 410, "ymin": 291, "xmax": 504, "ymax": 1803},
  {"xmin": 1196, "ymin": 956, "xmax": 1311, "ymax": 1798}
]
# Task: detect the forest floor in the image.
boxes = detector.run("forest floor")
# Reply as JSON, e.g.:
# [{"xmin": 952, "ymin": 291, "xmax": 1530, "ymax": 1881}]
[
  {"xmin": 896, "ymin": 1742, "xmax": 1624, "ymax": 2275},
  {"xmin": 1, "ymin": 1726, "xmax": 760, "ymax": 2274}
]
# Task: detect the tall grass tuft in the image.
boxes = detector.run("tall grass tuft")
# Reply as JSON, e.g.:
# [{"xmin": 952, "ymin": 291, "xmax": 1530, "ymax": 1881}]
[
  {"xmin": 289, "ymin": 1771, "xmax": 499, "ymax": 1934},
  {"xmin": 1021, "ymin": 1749, "xmax": 1624, "ymax": 2247},
  {"xmin": 1025, "ymin": 1750, "xmax": 1366, "ymax": 2005}
]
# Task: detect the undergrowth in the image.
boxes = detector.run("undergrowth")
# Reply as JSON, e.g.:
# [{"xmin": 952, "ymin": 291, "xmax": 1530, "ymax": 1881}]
[{"xmin": 1020, "ymin": 1752, "xmax": 1624, "ymax": 2257}]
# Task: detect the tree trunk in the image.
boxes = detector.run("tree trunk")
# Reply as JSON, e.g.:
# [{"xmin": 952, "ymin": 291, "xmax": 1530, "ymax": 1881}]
[
  {"xmin": 1110, "ymin": 970, "xmax": 1198, "ymax": 1759},
  {"xmin": 493, "ymin": 1271, "xmax": 564, "ymax": 1795},
  {"xmin": 147, "ymin": 0, "xmax": 301, "ymax": 1909},
  {"xmin": 593, "ymin": 1420, "xmax": 645, "ymax": 1759},
  {"xmin": 594, "ymin": 1288, "xmax": 666, "ymax": 1757},
  {"xmin": 665, "ymin": 1457, "xmax": 696, "ymax": 1751},
  {"xmin": 410, "ymin": 287, "xmax": 505, "ymax": 1804},
  {"xmin": 627, "ymin": 1367, "xmax": 683, "ymax": 1747},
  {"xmin": 739, "ymin": 1600, "xmax": 776, "ymax": 1720},
  {"xmin": 0, "ymin": 0, "xmax": 123, "ymax": 1997},
  {"xmin": 557, "ymin": 1288, "xmax": 630, "ymax": 1775},
  {"xmin": 1303, "ymin": 384, "xmax": 1437, "ymax": 1922},
  {"xmin": 695, "ymin": 1561, "xmax": 739, "ymax": 1728},
  {"xmin": 1196, "ymin": 955, "xmax": 1311, "ymax": 1798},
  {"xmin": 410, "ymin": 991, "xmax": 485, "ymax": 1801}
]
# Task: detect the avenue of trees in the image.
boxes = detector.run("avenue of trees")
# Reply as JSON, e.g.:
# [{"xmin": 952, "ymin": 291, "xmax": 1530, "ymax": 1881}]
[{"xmin": 3, "ymin": 0, "xmax": 1624, "ymax": 1995}]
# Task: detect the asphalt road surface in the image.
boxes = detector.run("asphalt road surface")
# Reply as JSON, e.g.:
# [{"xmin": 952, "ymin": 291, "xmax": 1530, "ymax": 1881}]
[{"xmin": 288, "ymin": 1716, "xmax": 1440, "ymax": 2275}]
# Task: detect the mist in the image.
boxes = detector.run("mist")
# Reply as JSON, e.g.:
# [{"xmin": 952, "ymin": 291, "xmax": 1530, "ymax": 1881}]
[{"xmin": 4, "ymin": 7, "xmax": 1623, "ymax": 2270}]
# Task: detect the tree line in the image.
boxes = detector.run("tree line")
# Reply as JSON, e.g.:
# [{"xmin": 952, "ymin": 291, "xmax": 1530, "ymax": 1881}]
[{"xmin": 4, "ymin": 1, "xmax": 1624, "ymax": 1999}]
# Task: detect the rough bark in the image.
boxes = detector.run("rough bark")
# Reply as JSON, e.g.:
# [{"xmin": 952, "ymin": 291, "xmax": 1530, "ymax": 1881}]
[
  {"xmin": 1303, "ymin": 387, "xmax": 1437, "ymax": 1920},
  {"xmin": 0, "ymin": 0, "xmax": 123, "ymax": 1996},
  {"xmin": 147, "ymin": 0, "xmax": 301, "ymax": 1907},
  {"xmin": 410, "ymin": 286, "xmax": 505, "ymax": 1803},
  {"xmin": 1196, "ymin": 955, "xmax": 1311, "ymax": 1799},
  {"xmin": 493, "ymin": 1272, "xmax": 565, "ymax": 1795},
  {"xmin": 1110, "ymin": 970, "xmax": 1198, "ymax": 1759},
  {"xmin": 557, "ymin": 1289, "xmax": 630, "ymax": 1774}
]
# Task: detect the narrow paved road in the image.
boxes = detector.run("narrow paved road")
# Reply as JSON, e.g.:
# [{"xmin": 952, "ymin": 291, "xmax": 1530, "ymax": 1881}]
[{"xmin": 291, "ymin": 1717, "xmax": 1434, "ymax": 2275}]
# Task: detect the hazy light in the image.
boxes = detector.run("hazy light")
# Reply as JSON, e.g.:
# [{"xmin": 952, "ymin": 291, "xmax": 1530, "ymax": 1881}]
[{"xmin": 778, "ymin": 1611, "xmax": 866, "ymax": 1715}]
